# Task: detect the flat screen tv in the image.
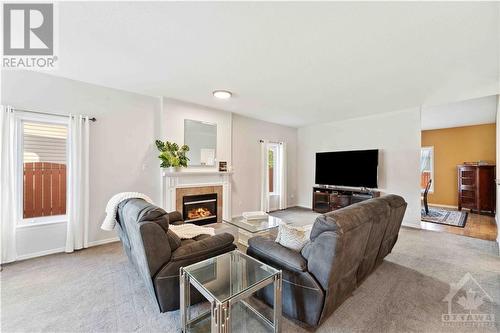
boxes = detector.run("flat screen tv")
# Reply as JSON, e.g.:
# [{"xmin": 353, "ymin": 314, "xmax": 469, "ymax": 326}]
[{"xmin": 315, "ymin": 149, "xmax": 379, "ymax": 188}]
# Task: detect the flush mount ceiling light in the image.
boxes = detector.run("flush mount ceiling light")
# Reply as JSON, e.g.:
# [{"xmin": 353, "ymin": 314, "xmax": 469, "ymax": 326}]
[{"xmin": 213, "ymin": 90, "xmax": 232, "ymax": 99}]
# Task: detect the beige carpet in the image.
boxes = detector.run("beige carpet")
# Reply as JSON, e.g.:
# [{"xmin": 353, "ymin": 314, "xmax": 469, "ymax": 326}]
[{"xmin": 1, "ymin": 211, "xmax": 499, "ymax": 332}]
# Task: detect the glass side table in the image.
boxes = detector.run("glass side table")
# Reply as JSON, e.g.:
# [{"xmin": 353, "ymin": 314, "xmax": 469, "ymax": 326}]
[{"xmin": 180, "ymin": 250, "xmax": 282, "ymax": 333}]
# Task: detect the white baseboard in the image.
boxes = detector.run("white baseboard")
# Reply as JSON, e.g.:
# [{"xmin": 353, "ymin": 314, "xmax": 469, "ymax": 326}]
[
  {"xmin": 402, "ymin": 218, "xmax": 421, "ymax": 229},
  {"xmin": 87, "ymin": 237, "xmax": 119, "ymax": 247},
  {"xmin": 16, "ymin": 247, "xmax": 66, "ymax": 261},
  {"xmin": 428, "ymin": 203, "xmax": 458, "ymax": 209},
  {"xmin": 15, "ymin": 237, "xmax": 120, "ymax": 262},
  {"xmin": 294, "ymin": 205, "xmax": 313, "ymax": 210}
]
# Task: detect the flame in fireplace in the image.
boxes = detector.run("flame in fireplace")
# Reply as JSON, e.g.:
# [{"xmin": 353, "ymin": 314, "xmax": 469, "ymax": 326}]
[{"xmin": 187, "ymin": 207, "xmax": 213, "ymax": 220}]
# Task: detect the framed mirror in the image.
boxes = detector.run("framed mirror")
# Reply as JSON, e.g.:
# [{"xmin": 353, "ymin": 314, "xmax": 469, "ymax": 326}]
[{"xmin": 184, "ymin": 119, "xmax": 217, "ymax": 166}]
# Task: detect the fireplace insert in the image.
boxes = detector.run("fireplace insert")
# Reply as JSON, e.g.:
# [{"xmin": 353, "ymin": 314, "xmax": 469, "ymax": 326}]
[{"xmin": 182, "ymin": 193, "xmax": 217, "ymax": 225}]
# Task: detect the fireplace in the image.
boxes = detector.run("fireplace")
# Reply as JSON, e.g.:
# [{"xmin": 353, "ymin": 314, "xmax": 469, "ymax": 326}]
[{"xmin": 182, "ymin": 193, "xmax": 217, "ymax": 225}]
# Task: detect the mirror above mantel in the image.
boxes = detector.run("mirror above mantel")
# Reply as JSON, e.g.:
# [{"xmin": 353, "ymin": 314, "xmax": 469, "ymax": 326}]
[{"xmin": 184, "ymin": 119, "xmax": 217, "ymax": 167}]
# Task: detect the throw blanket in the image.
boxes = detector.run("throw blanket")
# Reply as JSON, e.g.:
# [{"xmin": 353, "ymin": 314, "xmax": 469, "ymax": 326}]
[
  {"xmin": 169, "ymin": 224, "xmax": 215, "ymax": 239},
  {"xmin": 101, "ymin": 192, "xmax": 153, "ymax": 231}
]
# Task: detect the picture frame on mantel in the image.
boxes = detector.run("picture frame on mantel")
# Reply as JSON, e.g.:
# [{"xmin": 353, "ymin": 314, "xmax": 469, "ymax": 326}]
[{"xmin": 219, "ymin": 161, "xmax": 227, "ymax": 172}]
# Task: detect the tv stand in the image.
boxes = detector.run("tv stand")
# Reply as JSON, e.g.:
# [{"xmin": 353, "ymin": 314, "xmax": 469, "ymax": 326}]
[{"xmin": 312, "ymin": 186, "xmax": 381, "ymax": 213}]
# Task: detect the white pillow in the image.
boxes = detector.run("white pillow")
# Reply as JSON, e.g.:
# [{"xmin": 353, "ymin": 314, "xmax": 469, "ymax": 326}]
[{"xmin": 275, "ymin": 224, "xmax": 311, "ymax": 252}]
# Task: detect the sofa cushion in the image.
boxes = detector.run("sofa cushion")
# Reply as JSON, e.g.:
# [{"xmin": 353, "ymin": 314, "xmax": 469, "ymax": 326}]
[
  {"xmin": 167, "ymin": 229, "xmax": 181, "ymax": 251},
  {"xmin": 354, "ymin": 197, "xmax": 391, "ymax": 283},
  {"xmin": 179, "ymin": 234, "xmax": 211, "ymax": 247},
  {"xmin": 376, "ymin": 195, "xmax": 407, "ymax": 264},
  {"xmin": 248, "ymin": 236, "xmax": 307, "ymax": 272},
  {"xmin": 172, "ymin": 233, "xmax": 235, "ymax": 261}
]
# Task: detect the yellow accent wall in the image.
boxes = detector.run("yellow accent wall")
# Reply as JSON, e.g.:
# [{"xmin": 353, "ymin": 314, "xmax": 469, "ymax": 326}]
[{"xmin": 421, "ymin": 123, "xmax": 496, "ymax": 206}]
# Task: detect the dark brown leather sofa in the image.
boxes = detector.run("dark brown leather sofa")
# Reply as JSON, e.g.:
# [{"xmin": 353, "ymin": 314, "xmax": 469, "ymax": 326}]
[
  {"xmin": 247, "ymin": 195, "xmax": 407, "ymax": 327},
  {"xmin": 116, "ymin": 198, "xmax": 236, "ymax": 312}
]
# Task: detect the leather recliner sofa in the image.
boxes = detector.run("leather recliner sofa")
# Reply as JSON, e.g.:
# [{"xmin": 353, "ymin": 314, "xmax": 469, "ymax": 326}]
[
  {"xmin": 115, "ymin": 198, "xmax": 236, "ymax": 312},
  {"xmin": 247, "ymin": 195, "xmax": 407, "ymax": 327}
]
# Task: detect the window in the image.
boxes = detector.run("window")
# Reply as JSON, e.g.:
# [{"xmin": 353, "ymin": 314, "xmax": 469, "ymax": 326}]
[
  {"xmin": 22, "ymin": 121, "xmax": 68, "ymax": 222},
  {"xmin": 420, "ymin": 146, "xmax": 434, "ymax": 192},
  {"xmin": 268, "ymin": 144, "xmax": 279, "ymax": 194}
]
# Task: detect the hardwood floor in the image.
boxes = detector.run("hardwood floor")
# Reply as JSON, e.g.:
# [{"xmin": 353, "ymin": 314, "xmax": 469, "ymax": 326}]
[{"xmin": 420, "ymin": 206, "xmax": 497, "ymax": 241}]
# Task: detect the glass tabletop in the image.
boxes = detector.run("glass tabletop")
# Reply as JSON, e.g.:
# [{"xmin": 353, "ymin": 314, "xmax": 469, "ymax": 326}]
[
  {"xmin": 183, "ymin": 250, "xmax": 279, "ymax": 303},
  {"xmin": 224, "ymin": 215, "xmax": 287, "ymax": 233}
]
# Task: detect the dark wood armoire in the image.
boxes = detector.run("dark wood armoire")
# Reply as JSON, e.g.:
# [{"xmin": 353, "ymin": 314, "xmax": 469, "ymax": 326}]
[{"xmin": 457, "ymin": 164, "xmax": 496, "ymax": 215}]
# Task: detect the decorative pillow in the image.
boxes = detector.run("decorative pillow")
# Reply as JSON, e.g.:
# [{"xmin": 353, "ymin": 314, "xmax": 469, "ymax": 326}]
[{"xmin": 275, "ymin": 224, "xmax": 311, "ymax": 252}]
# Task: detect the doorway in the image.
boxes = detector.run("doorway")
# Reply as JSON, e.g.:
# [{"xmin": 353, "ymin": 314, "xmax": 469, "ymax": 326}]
[{"xmin": 420, "ymin": 97, "xmax": 497, "ymax": 241}]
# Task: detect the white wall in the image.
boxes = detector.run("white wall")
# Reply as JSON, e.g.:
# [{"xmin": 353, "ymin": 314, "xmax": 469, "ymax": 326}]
[
  {"xmin": 297, "ymin": 108, "xmax": 422, "ymax": 227},
  {"xmin": 496, "ymin": 95, "xmax": 500, "ymax": 247},
  {"xmin": 421, "ymin": 95, "xmax": 498, "ymax": 130},
  {"xmin": 158, "ymin": 100, "xmax": 298, "ymax": 217},
  {"xmin": 2, "ymin": 70, "xmax": 161, "ymax": 259},
  {"xmin": 160, "ymin": 98, "xmax": 232, "ymax": 171},
  {"xmin": 232, "ymin": 114, "xmax": 298, "ymax": 217}
]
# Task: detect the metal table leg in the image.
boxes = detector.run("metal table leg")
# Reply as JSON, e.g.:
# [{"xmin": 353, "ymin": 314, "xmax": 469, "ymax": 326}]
[
  {"xmin": 212, "ymin": 301, "xmax": 231, "ymax": 333},
  {"xmin": 180, "ymin": 270, "xmax": 190, "ymax": 332},
  {"xmin": 274, "ymin": 272, "xmax": 282, "ymax": 333}
]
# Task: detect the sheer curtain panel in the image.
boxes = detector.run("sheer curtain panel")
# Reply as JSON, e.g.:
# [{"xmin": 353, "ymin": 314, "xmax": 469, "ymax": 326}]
[
  {"xmin": 65, "ymin": 115, "xmax": 90, "ymax": 252},
  {"xmin": 0, "ymin": 106, "xmax": 18, "ymax": 263}
]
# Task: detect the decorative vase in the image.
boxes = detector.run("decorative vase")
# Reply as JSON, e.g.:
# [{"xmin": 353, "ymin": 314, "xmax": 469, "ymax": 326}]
[{"xmin": 168, "ymin": 166, "xmax": 181, "ymax": 173}]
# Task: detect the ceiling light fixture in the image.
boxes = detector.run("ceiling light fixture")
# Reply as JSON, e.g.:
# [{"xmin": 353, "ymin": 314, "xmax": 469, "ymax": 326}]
[{"xmin": 213, "ymin": 90, "xmax": 232, "ymax": 99}]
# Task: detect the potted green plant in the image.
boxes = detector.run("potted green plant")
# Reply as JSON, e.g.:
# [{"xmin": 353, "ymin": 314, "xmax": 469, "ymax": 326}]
[{"xmin": 155, "ymin": 140, "xmax": 190, "ymax": 172}]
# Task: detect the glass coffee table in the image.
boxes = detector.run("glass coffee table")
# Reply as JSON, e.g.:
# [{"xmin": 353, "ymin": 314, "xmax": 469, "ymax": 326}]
[
  {"xmin": 180, "ymin": 250, "xmax": 282, "ymax": 333},
  {"xmin": 224, "ymin": 215, "xmax": 288, "ymax": 246}
]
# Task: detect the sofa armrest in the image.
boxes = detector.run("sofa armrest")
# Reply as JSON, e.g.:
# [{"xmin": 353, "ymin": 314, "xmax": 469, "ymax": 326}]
[
  {"xmin": 247, "ymin": 236, "xmax": 307, "ymax": 273},
  {"xmin": 171, "ymin": 233, "xmax": 235, "ymax": 261},
  {"xmin": 168, "ymin": 211, "xmax": 184, "ymax": 225}
]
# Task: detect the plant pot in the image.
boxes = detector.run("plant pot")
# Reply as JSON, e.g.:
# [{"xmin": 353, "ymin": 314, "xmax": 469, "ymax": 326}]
[{"xmin": 167, "ymin": 166, "xmax": 181, "ymax": 173}]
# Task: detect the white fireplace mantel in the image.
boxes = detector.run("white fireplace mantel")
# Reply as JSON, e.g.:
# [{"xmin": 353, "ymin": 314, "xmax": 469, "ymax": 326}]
[{"xmin": 161, "ymin": 170, "xmax": 232, "ymax": 221}]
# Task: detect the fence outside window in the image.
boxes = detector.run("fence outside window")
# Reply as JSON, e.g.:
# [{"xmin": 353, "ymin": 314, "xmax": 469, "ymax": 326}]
[{"xmin": 23, "ymin": 162, "xmax": 66, "ymax": 218}]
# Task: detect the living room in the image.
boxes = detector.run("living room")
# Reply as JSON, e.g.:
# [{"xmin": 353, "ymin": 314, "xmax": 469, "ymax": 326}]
[{"xmin": 1, "ymin": 2, "xmax": 499, "ymax": 332}]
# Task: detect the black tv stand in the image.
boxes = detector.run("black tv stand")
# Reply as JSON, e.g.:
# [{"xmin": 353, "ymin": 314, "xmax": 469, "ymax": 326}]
[{"xmin": 312, "ymin": 186, "xmax": 381, "ymax": 213}]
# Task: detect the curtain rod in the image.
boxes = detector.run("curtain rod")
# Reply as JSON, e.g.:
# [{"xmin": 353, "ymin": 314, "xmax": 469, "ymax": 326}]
[
  {"xmin": 13, "ymin": 108, "xmax": 96, "ymax": 122},
  {"xmin": 259, "ymin": 139, "xmax": 282, "ymax": 144}
]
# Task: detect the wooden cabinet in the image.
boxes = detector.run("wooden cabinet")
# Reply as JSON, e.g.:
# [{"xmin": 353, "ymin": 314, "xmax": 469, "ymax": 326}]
[
  {"xmin": 457, "ymin": 164, "xmax": 495, "ymax": 215},
  {"xmin": 312, "ymin": 187, "xmax": 380, "ymax": 213},
  {"xmin": 312, "ymin": 191, "xmax": 330, "ymax": 213}
]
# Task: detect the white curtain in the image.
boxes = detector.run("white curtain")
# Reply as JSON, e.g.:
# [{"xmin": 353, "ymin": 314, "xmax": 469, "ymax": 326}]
[
  {"xmin": 66, "ymin": 115, "xmax": 90, "ymax": 253},
  {"xmin": 420, "ymin": 148, "xmax": 432, "ymax": 173},
  {"xmin": 259, "ymin": 139, "xmax": 270, "ymax": 212},
  {"xmin": 0, "ymin": 106, "xmax": 19, "ymax": 263},
  {"xmin": 278, "ymin": 142, "xmax": 287, "ymax": 210}
]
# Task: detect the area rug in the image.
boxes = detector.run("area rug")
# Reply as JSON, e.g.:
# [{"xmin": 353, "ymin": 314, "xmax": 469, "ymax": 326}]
[{"xmin": 421, "ymin": 208, "xmax": 468, "ymax": 227}]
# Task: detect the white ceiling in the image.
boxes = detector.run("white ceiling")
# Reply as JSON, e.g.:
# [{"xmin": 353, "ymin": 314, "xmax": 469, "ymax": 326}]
[
  {"xmin": 421, "ymin": 95, "xmax": 497, "ymax": 130},
  {"xmin": 49, "ymin": 2, "xmax": 500, "ymax": 127}
]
